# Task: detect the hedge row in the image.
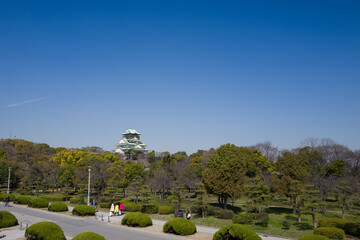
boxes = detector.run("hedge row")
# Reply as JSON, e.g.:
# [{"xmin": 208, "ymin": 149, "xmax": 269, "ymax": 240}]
[
  {"xmin": 14, "ymin": 196, "xmax": 31, "ymax": 205},
  {"xmin": 298, "ymin": 234, "xmax": 330, "ymax": 240},
  {"xmin": 318, "ymin": 218, "xmax": 360, "ymax": 237},
  {"xmin": 70, "ymin": 197, "xmax": 84, "ymax": 204},
  {"xmin": 0, "ymin": 211, "xmax": 18, "ymax": 228},
  {"xmin": 213, "ymin": 224, "xmax": 261, "ymax": 240},
  {"xmin": 191, "ymin": 205, "xmax": 234, "ymax": 219},
  {"xmin": 48, "ymin": 202, "xmax": 68, "ymax": 212},
  {"xmin": 313, "ymin": 227, "xmax": 345, "ymax": 240},
  {"xmin": 0, "ymin": 193, "xmax": 15, "ymax": 202},
  {"xmin": 158, "ymin": 206, "xmax": 174, "ymax": 215},
  {"xmin": 232, "ymin": 212, "xmax": 269, "ymax": 226},
  {"xmin": 43, "ymin": 194, "xmax": 66, "ymax": 202}
]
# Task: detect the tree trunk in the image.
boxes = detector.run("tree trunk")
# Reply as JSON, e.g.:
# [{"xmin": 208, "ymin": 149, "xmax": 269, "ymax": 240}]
[
  {"xmin": 342, "ymin": 204, "xmax": 345, "ymax": 219},
  {"xmin": 223, "ymin": 195, "xmax": 228, "ymax": 209},
  {"xmin": 162, "ymin": 187, "xmax": 165, "ymax": 206},
  {"xmin": 293, "ymin": 197, "xmax": 297, "ymax": 214},
  {"xmin": 297, "ymin": 210, "xmax": 301, "ymax": 222},
  {"xmin": 313, "ymin": 214, "xmax": 317, "ymax": 228},
  {"xmin": 187, "ymin": 191, "xmax": 190, "ymax": 210},
  {"xmin": 218, "ymin": 195, "xmax": 221, "ymax": 206}
]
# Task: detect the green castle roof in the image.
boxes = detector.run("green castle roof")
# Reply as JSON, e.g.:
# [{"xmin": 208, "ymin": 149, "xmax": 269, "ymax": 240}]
[{"xmin": 122, "ymin": 128, "xmax": 141, "ymax": 135}]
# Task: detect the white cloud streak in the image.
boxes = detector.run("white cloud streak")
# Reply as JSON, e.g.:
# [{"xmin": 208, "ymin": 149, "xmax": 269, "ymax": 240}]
[{"xmin": 6, "ymin": 97, "xmax": 49, "ymax": 108}]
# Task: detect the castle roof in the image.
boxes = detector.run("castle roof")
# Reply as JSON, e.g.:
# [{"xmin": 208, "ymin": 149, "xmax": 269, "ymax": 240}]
[{"xmin": 122, "ymin": 128, "xmax": 141, "ymax": 135}]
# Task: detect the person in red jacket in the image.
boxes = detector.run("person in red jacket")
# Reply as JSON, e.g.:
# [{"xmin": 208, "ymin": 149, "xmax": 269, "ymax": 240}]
[{"xmin": 119, "ymin": 203, "xmax": 124, "ymax": 215}]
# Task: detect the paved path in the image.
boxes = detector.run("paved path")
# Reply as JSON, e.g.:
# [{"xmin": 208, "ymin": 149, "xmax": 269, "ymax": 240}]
[{"xmin": 0, "ymin": 204, "xmax": 289, "ymax": 240}]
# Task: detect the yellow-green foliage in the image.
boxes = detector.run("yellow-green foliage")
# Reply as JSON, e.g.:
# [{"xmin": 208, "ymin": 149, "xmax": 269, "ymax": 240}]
[
  {"xmin": 72, "ymin": 205, "xmax": 95, "ymax": 216},
  {"xmin": 163, "ymin": 218, "xmax": 196, "ymax": 236},
  {"xmin": 0, "ymin": 211, "xmax": 18, "ymax": 228},
  {"xmin": 28, "ymin": 198, "xmax": 49, "ymax": 208},
  {"xmin": 72, "ymin": 232, "xmax": 106, "ymax": 240},
  {"xmin": 25, "ymin": 222, "xmax": 65, "ymax": 240},
  {"xmin": 43, "ymin": 195, "xmax": 66, "ymax": 201},
  {"xmin": 213, "ymin": 224, "xmax": 261, "ymax": 240},
  {"xmin": 318, "ymin": 218, "xmax": 359, "ymax": 237},
  {"xmin": 48, "ymin": 202, "xmax": 68, "ymax": 212},
  {"xmin": 121, "ymin": 212, "xmax": 152, "ymax": 227},
  {"xmin": 298, "ymin": 234, "xmax": 330, "ymax": 240},
  {"xmin": 14, "ymin": 196, "xmax": 31, "ymax": 205},
  {"xmin": 158, "ymin": 206, "xmax": 174, "ymax": 215},
  {"xmin": 313, "ymin": 227, "xmax": 345, "ymax": 240}
]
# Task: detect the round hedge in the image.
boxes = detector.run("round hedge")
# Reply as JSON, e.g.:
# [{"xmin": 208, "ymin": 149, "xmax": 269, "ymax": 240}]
[
  {"xmin": 72, "ymin": 205, "xmax": 96, "ymax": 216},
  {"xmin": 313, "ymin": 227, "xmax": 345, "ymax": 240},
  {"xmin": 48, "ymin": 202, "xmax": 68, "ymax": 212},
  {"xmin": 123, "ymin": 202, "xmax": 142, "ymax": 212},
  {"xmin": 72, "ymin": 232, "xmax": 106, "ymax": 240},
  {"xmin": 43, "ymin": 194, "xmax": 66, "ymax": 201},
  {"xmin": 163, "ymin": 218, "xmax": 196, "ymax": 235},
  {"xmin": 28, "ymin": 198, "xmax": 49, "ymax": 208},
  {"xmin": 0, "ymin": 211, "xmax": 18, "ymax": 228},
  {"xmin": 121, "ymin": 212, "xmax": 152, "ymax": 227},
  {"xmin": 141, "ymin": 204, "xmax": 159, "ymax": 214},
  {"xmin": 318, "ymin": 218, "xmax": 359, "ymax": 237},
  {"xmin": 299, "ymin": 234, "xmax": 330, "ymax": 240},
  {"xmin": 25, "ymin": 221, "xmax": 65, "ymax": 240},
  {"xmin": 14, "ymin": 196, "xmax": 31, "ymax": 205},
  {"xmin": 158, "ymin": 206, "xmax": 174, "ymax": 215},
  {"xmin": 213, "ymin": 224, "xmax": 261, "ymax": 240},
  {"xmin": 0, "ymin": 193, "xmax": 15, "ymax": 202}
]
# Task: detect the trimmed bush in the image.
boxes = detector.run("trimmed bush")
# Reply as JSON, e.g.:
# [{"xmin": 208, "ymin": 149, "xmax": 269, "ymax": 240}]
[
  {"xmin": 0, "ymin": 211, "xmax": 18, "ymax": 228},
  {"xmin": 254, "ymin": 212, "xmax": 269, "ymax": 226},
  {"xmin": 14, "ymin": 196, "xmax": 31, "ymax": 205},
  {"xmin": 233, "ymin": 212, "xmax": 268, "ymax": 226},
  {"xmin": 121, "ymin": 212, "xmax": 152, "ymax": 227},
  {"xmin": 25, "ymin": 221, "xmax": 65, "ymax": 240},
  {"xmin": 213, "ymin": 224, "xmax": 261, "ymax": 240},
  {"xmin": 159, "ymin": 206, "xmax": 174, "ymax": 215},
  {"xmin": 99, "ymin": 202, "xmax": 111, "ymax": 209},
  {"xmin": 299, "ymin": 234, "xmax": 330, "ymax": 240},
  {"xmin": 0, "ymin": 193, "xmax": 15, "ymax": 202},
  {"xmin": 313, "ymin": 227, "xmax": 345, "ymax": 240},
  {"xmin": 215, "ymin": 209, "xmax": 234, "ymax": 219},
  {"xmin": 282, "ymin": 220, "xmax": 291, "ymax": 230},
  {"xmin": 70, "ymin": 197, "xmax": 84, "ymax": 204},
  {"xmin": 72, "ymin": 205, "xmax": 96, "ymax": 216},
  {"xmin": 72, "ymin": 232, "xmax": 106, "ymax": 240},
  {"xmin": 28, "ymin": 198, "xmax": 49, "ymax": 208},
  {"xmin": 48, "ymin": 202, "xmax": 68, "ymax": 212},
  {"xmin": 141, "ymin": 204, "xmax": 159, "ymax": 214},
  {"xmin": 43, "ymin": 194, "xmax": 66, "ymax": 201},
  {"xmin": 123, "ymin": 202, "xmax": 142, "ymax": 212},
  {"xmin": 163, "ymin": 218, "xmax": 196, "ymax": 235},
  {"xmin": 318, "ymin": 218, "xmax": 360, "ymax": 237}
]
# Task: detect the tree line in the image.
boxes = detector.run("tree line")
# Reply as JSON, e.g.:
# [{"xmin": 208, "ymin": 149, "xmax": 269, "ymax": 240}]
[{"xmin": 0, "ymin": 138, "xmax": 359, "ymax": 222}]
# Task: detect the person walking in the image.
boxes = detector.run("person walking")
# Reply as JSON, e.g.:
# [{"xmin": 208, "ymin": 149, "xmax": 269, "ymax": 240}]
[
  {"xmin": 114, "ymin": 204, "xmax": 119, "ymax": 216},
  {"xmin": 186, "ymin": 210, "xmax": 191, "ymax": 220},
  {"xmin": 109, "ymin": 203, "xmax": 115, "ymax": 217},
  {"xmin": 178, "ymin": 210, "xmax": 183, "ymax": 218},
  {"xmin": 4, "ymin": 195, "xmax": 10, "ymax": 207},
  {"xmin": 119, "ymin": 203, "xmax": 124, "ymax": 215}
]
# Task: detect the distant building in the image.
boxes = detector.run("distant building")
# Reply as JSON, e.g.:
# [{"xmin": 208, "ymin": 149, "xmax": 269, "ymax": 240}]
[{"xmin": 114, "ymin": 128, "xmax": 149, "ymax": 155}]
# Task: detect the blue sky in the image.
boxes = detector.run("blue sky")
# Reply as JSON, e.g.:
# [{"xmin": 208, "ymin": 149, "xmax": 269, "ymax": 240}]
[{"xmin": 1, "ymin": 0, "xmax": 359, "ymax": 154}]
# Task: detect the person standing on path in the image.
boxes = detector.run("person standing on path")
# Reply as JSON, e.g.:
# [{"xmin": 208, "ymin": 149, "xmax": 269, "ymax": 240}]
[
  {"xmin": 114, "ymin": 204, "xmax": 119, "ymax": 216},
  {"xmin": 119, "ymin": 203, "xmax": 124, "ymax": 215},
  {"xmin": 4, "ymin": 196, "xmax": 10, "ymax": 207},
  {"xmin": 186, "ymin": 210, "xmax": 191, "ymax": 220},
  {"xmin": 109, "ymin": 203, "xmax": 115, "ymax": 217}
]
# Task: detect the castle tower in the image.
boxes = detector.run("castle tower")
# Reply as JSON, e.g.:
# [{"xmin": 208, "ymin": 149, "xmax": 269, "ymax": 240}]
[{"xmin": 115, "ymin": 128, "xmax": 149, "ymax": 155}]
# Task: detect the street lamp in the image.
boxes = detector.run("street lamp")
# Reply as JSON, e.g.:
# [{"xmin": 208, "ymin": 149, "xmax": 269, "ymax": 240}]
[
  {"xmin": 7, "ymin": 167, "xmax": 11, "ymax": 194},
  {"xmin": 87, "ymin": 166, "xmax": 91, "ymax": 205}
]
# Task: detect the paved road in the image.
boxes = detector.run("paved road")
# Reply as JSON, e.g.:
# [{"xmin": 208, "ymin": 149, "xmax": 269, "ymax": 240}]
[{"xmin": 0, "ymin": 205, "xmax": 185, "ymax": 240}]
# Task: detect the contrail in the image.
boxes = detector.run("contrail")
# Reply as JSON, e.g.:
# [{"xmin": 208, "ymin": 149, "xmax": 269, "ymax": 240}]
[{"xmin": 6, "ymin": 97, "xmax": 49, "ymax": 108}]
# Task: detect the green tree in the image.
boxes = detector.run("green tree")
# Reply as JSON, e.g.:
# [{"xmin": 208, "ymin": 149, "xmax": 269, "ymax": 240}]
[
  {"xmin": 122, "ymin": 162, "xmax": 145, "ymax": 197},
  {"xmin": 245, "ymin": 176, "xmax": 270, "ymax": 213},
  {"xmin": 203, "ymin": 144, "xmax": 253, "ymax": 209}
]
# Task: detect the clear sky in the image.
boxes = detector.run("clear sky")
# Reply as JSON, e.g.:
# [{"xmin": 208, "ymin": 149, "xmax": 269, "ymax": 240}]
[{"xmin": 1, "ymin": 0, "xmax": 359, "ymax": 154}]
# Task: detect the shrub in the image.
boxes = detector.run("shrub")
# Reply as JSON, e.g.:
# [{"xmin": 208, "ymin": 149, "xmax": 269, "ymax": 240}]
[
  {"xmin": 14, "ymin": 196, "xmax": 31, "ymax": 205},
  {"xmin": 99, "ymin": 202, "xmax": 111, "ymax": 209},
  {"xmin": 163, "ymin": 218, "xmax": 196, "ymax": 235},
  {"xmin": 0, "ymin": 193, "xmax": 15, "ymax": 202},
  {"xmin": 70, "ymin": 197, "xmax": 84, "ymax": 204},
  {"xmin": 158, "ymin": 206, "xmax": 174, "ymax": 215},
  {"xmin": 213, "ymin": 224, "xmax": 261, "ymax": 240},
  {"xmin": 43, "ymin": 194, "xmax": 66, "ymax": 201},
  {"xmin": 313, "ymin": 227, "xmax": 345, "ymax": 240},
  {"xmin": 28, "ymin": 198, "xmax": 49, "ymax": 208},
  {"xmin": 282, "ymin": 220, "xmax": 291, "ymax": 230},
  {"xmin": 318, "ymin": 218, "xmax": 360, "ymax": 237},
  {"xmin": 232, "ymin": 213, "xmax": 254, "ymax": 224},
  {"xmin": 72, "ymin": 205, "xmax": 96, "ymax": 216},
  {"xmin": 254, "ymin": 212, "xmax": 269, "ymax": 227},
  {"xmin": 141, "ymin": 204, "xmax": 159, "ymax": 214},
  {"xmin": 298, "ymin": 234, "xmax": 330, "ymax": 240},
  {"xmin": 123, "ymin": 202, "xmax": 142, "ymax": 212},
  {"xmin": 48, "ymin": 202, "xmax": 68, "ymax": 212},
  {"xmin": 25, "ymin": 222, "xmax": 65, "ymax": 240},
  {"xmin": 0, "ymin": 211, "xmax": 18, "ymax": 228},
  {"xmin": 121, "ymin": 212, "xmax": 152, "ymax": 227},
  {"xmin": 215, "ymin": 209, "xmax": 234, "ymax": 219},
  {"xmin": 72, "ymin": 232, "xmax": 106, "ymax": 240}
]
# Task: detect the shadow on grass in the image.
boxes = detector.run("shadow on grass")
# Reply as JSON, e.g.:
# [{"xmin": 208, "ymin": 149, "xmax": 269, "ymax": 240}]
[
  {"xmin": 293, "ymin": 222, "xmax": 314, "ymax": 230},
  {"xmin": 266, "ymin": 207, "xmax": 293, "ymax": 214},
  {"xmin": 284, "ymin": 215, "xmax": 297, "ymax": 221},
  {"xmin": 209, "ymin": 203, "xmax": 242, "ymax": 213}
]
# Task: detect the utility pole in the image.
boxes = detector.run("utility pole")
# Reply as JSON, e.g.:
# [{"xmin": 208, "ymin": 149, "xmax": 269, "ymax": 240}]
[
  {"xmin": 87, "ymin": 166, "xmax": 91, "ymax": 205},
  {"xmin": 7, "ymin": 167, "xmax": 11, "ymax": 194}
]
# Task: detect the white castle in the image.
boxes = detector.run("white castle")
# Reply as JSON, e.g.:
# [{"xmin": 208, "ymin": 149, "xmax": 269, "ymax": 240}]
[{"xmin": 114, "ymin": 128, "xmax": 149, "ymax": 155}]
